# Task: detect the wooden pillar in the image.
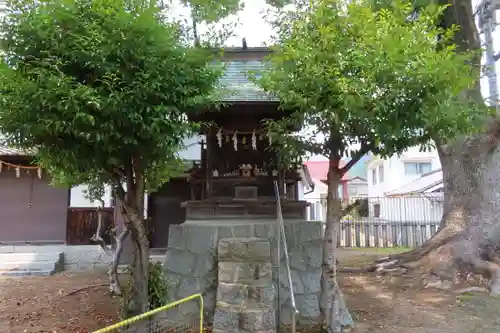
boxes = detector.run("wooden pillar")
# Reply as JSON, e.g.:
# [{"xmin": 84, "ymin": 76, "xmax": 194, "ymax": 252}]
[
  {"xmin": 205, "ymin": 130, "xmax": 213, "ymax": 198},
  {"xmin": 198, "ymin": 140, "xmax": 206, "ymax": 200},
  {"xmin": 278, "ymin": 169, "xmax": 285, "ymax": 198}
]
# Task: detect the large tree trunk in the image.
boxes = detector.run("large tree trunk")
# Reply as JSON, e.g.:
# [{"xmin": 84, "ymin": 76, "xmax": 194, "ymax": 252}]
[
  {"xmin": 127, "ymin": 209, "xmax": 150, "ymax": 317},
  {"xmin": 341, "ymin": 0, "xmax": 500, "ymax": 296},
  {"xmin": 321, "ymin": 157, "xmax": 344, "ymax": 333},
  {"xmin": 121, "ymin": 186, "xmax": 150, "ymax": 318},
  {"xmin": 113, "ymin": 165, "xmax": 150, "ymax": 319}
]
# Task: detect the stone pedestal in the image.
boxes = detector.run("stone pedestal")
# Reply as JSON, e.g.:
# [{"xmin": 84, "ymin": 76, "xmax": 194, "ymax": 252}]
[
  {"xmin": 214, "ymin": 238, "xmax": 276, "ymax": 333},
  {"xmin": 163, "ymin": 220, "xmax": 324, "ymax": 328}
]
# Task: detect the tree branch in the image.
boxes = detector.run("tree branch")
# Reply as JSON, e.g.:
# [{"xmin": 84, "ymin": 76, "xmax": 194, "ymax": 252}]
[
  {"xmin": 132, "ymin": 156, "xmax": 144, "ymax": 211},
  {"xmin": 340, "ymin": 142, "xmax": 372, "ymax": 175},
  {"xmin": 341, "ymin": 199, "xmax": 361, "ymax": 217},
  {"xmin": 90, "ymin": 198, "xmax": 112, "ymax": 255},
  {"xmin": 65, "ymin": 284, "xmax": 109, "ymax": 296},
  {"xmin": 90, "ymin": 194, "xmax": 129, "ymax": 296},
  {"xmin": 113, "ymin": 182, "xmax": 126, "ymax": 202},
  {"xmin": 124, "ymin": 158, "xmax": 135, "ymax": 206}
]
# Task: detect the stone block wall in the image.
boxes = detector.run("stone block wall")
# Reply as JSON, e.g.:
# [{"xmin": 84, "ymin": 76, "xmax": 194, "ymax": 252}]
[
  {"xmin": 213, "ymin": 238, "xmax": 276, "ymax": 333},
  {"xmin": 163, "ymin": 220, "xmax": 324, "ymax": 327}
]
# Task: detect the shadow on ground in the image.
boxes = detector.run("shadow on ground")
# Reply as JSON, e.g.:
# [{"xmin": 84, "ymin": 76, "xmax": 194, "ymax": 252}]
[{"xmin": 338, "ymin": 249, "xmax": 500, "ymax": 333}]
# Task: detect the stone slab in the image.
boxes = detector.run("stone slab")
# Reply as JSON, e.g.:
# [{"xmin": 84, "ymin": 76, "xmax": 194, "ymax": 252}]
[
  {"xmin": 0, "ymin": 261, "xmax": 56, "ymax": 271},
  {"xmin": 218, "ymin": 262, "xmax": 272, "ymax": 284},
  {"xmin": 0, "ymin": 252, "xmax": 63, "ymax": 262},
  {"xmin": 0, "ymin": 269, "xmax": 54, "ymax": 276},
  {"xmin": 217, "ymin": 282, "xmax": 276, "ymax": 305},
  {"xmin": 240, "ymin": 308, "xmax": 276, "ymax": 332},
  {"xmin": 218, "ymin": 238, "xmax": 271, "ymax": 262},
  {"xmin": 213, "ymin": 305, "xmax": 240, "ymax": 333}
]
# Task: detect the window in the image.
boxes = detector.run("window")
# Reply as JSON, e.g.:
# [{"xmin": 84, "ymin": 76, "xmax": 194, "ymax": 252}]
[
  {"xmin": 404, "ymin": 162, "xmax": 432, "ymax": 175},
  {"xmin": 372, "ymin": 169, "xmax": 377, "ymax": 184},
  {"xmin": 379, "ymin": 165, "xmax": 384, "ymax": 182}
]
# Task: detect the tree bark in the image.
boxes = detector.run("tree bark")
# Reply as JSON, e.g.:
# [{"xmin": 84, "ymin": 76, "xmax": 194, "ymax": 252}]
[
  {"xmin": 91, "ymin": 199, "xmax": 128, "ymax": 296},
  {"xmin": 120, "ymin": 173, "xmax": 150, "ymax": 317},
  {"xmin": 114, "ymin": 162, "xmax": 150, "ymax": 319},
  {"xmin": 129, "ymin": 213, "xmax": 150, "ymax": 316},
  {"xmin": 321, "ymin": 157, "xmax": 343, "ymax": 333},
  {"xmin": 340, "ymin": 0, "xmax": 500, "ymax": 296}
]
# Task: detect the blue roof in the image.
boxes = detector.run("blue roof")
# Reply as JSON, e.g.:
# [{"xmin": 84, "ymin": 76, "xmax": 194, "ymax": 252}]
[
  {"xmin": 219, "ymin": 60, "xmax": 278, "ymax": 102},
  {"xmin": 343, "ymin": 154, "xmax": 369, "ymax": 179}
]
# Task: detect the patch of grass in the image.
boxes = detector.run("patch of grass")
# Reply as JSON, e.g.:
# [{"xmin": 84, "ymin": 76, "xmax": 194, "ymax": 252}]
[
  {"xmin": 338, "ymin": 247, "xmax": 411, "ymax": 267},
  {"xmin": 457, "ymin": 292, "xmax": 476, "ymax": 302},
  {"xmin": 345, "ymin": 247, "xmax": 411, "ymax": 254}
]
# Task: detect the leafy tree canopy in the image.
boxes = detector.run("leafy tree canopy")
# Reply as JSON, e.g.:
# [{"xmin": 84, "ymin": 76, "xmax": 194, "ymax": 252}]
[
  {"xmin": 0, "ymin": 0, "xmax": 224, "ymax": 196},
  {"xmin": 181, "ymin": 0, "xmax": 244, "ymax": 23},
  {"xmin": 256, "ymin": 0, "xmax": 487, "ymax": 165}
]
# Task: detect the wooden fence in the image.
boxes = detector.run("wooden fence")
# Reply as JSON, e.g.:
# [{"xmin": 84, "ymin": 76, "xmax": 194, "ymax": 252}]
[
  {"xmin": 337, "ymin": 221, "xmax": 439, "ymax": 248},
  {"xmin": 66, "ymin": 207, "xmax": 114, "ymax": 245}
]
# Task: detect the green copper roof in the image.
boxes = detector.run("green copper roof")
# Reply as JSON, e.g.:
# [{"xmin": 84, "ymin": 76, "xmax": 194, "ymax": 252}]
[{"xmin": 219, "ymin": 60, "xmax": 278, "ymax": 102}]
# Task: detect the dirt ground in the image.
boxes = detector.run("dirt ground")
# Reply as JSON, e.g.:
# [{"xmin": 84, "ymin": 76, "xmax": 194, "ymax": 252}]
[
  {"xmin": 0, "ymin": 270, "xmax": 120, "ymax": 333},
  {"xmin": 339, "ymin": 249, "xmax": 500, "ymax": 333},
  {"xmin": 1, "ymin": 250, "xmax": 499, "ymax": 333}
]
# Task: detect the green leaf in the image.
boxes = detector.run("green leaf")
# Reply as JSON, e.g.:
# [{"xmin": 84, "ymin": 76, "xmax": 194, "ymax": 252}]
[
  {"xmin": 0, "ymin": 0, "xmax": 225, "ymax": 197},
  {"xmin": 253, "ymin": 0, "xmax": 484, "ymax": 162}
]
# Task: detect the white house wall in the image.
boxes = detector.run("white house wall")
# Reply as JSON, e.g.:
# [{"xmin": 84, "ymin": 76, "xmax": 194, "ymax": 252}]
[
  {"xmin": 345, "ymin": 178, "xmax": 368, "ymax": 198},
  {"xmin": 70, "ymin": 184, "xmax": 148, "ymax": 218},
  {"xmin": 303, "ymin": 180, "xmax": 328, "ymax": 221},
  {"xmin": 366, "ymin": 146, "xmax": 442, "ymax": 222},
  {"xmin": 367, "ymin": 146, "xmax": 441, "ymax": 198},
  {"xmin": 70, "ymin": 185, "xmax": 113, "ymax": 208}
]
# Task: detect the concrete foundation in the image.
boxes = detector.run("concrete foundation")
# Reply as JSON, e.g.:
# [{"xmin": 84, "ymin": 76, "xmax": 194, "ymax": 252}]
[
  {"xmin": 163, "ymin": 220, "xmax": 324, "ymax": 327},
  {"xmin": 0, "ymin": 244, "xmax": 114, "ymax": 271}
]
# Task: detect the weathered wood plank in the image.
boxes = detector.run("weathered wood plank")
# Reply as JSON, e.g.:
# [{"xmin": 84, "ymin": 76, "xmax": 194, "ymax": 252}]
[{"xmin": 66, "ymin": 208, "xmax": 114, "ymax": 245}]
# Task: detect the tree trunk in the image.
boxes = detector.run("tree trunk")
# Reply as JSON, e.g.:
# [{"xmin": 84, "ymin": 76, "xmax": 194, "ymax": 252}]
[
  {"xmin": 121, "ymin": 190, "xmax": 150, "ymax": 318},
  {"xmin": 321, "ymin": 158, "xmax": 343, "ymax": 333},
  {"xmin": 397, "ymin": 0, "xmax": 500, "ymax": 293},
  {"xmin": 91, "ymin": 199, "xmax": 128, "ymax": 296},
  {"xmin": 341, "ymin": 0, "xmax": 500, "ymax": 296}
]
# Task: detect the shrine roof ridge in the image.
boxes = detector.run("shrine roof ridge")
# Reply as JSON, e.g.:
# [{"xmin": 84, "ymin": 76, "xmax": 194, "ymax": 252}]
[{"xmin": 221, "ymin": 46, "xmax": 271, "ymax": 54}]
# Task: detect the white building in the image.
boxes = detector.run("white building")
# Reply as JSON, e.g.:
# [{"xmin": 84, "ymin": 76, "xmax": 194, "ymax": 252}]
[
  {"xmin": 303, "ymin": 178, "xmax": 327, "ymax": 221},
  {"xmin": 366, "ymin": 146, "xmax": 443, "ymax": 223},
  {"xmin": 300, "ymin": 158, "xmax": 369, "ymax": 221}
]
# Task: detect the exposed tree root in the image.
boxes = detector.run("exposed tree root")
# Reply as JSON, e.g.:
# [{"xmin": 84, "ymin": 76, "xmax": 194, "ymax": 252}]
[
  {"xmin": 453, "ymin": 286, "xmax": 488, "ymax": 294},
  {"xmin": 339, "ymin": 229, "xmax": 500, "ymax": 297}
]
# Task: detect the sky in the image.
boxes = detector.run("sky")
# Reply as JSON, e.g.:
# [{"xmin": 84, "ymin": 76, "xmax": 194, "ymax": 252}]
[{"xmin": 168, "ymin": 0, "xmax": 275, "ymax": 47}]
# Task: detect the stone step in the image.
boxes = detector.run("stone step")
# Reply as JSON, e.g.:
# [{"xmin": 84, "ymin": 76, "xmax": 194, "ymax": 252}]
[
  {"xmin": 218, "ymin": 261, "xmax": 272, "ymax": 284},
  {"xmin": 0, "ymin": 269, "xmax": 54, "ymax": 276},
  {"xmin": 218, "ymin": 238, "xmax": 271, "ymax": 262},
  {"xmin": 213, "ymin": 303, "xmax": 276, "ymax": 333},
  {"xmin": 149, "ymin": 254, "xmax": 164, "ymax": 263},
  {"xmin": 0, "ymin": 261, "xmax": 57, "ymax": 271},
  {"xmin": 216, "ymin": 282, "xmax": 275, "ymax": 305},
  {"xmin": 0, "ymin": 252, "xmax": 63, "ymax": 263}
]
